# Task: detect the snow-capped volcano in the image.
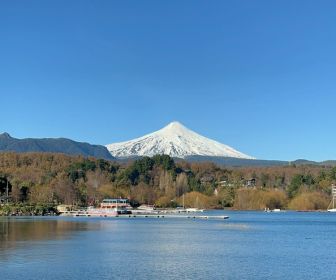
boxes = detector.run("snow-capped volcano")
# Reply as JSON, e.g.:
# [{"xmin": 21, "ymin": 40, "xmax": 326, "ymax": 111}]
[{"xmin": 106, "ymin": 122, "xmax": 254, "ymax": 159}]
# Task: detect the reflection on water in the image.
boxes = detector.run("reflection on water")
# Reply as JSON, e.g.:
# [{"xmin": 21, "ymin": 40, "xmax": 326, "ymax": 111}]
[
  {"xmin": 218, "ymin": 223, "xmax": 252, "ymax": 230},
  {"xmin": 0, "ymin": 217, "xmax": 100, "ymax": 258}
]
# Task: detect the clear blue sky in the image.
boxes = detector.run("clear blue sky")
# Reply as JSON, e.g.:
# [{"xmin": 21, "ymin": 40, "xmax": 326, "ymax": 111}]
[{"xmin": 1, "ymin": 0, "xmax": 336, "ymax": 161}]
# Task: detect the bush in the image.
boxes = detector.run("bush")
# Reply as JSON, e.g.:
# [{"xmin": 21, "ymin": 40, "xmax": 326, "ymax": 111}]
[
  {"xmin": 155, "ymin": 196, "xmax": 177, "ymax": 208},
  {"xmin": 233, "ymin": 188, "xmax": 287, "ymax": 210},
  {"xmin": 288, "ymin": 192, "xmax": 329, "ymax": 210},
  {"xmin": 177, "ymin": 191, "xmax": 215, "ymax": 209}
]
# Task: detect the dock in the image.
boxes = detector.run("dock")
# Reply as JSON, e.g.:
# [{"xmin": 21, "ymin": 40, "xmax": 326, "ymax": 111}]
[
  {"xmin": 105, "ymin": 214, "xmax": 229, "ymax": 220},
  {"xmin": 62, "ymin": 209, "xmax": 229, "ymax": 220}
]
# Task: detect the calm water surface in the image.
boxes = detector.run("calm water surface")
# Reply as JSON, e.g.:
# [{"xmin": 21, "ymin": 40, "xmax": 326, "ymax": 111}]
[{"xmin": 1, "ymin": 211, "xmax": 336, "ymax": 280}]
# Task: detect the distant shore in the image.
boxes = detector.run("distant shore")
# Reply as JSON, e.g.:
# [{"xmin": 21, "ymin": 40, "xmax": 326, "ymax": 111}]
[{"xmin": 0, "ymin": 203, "xmax": 332, "ymax": 217}]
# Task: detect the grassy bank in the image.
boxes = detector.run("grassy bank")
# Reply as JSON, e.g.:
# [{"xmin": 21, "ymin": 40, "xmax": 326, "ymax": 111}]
[
  {"xmin": 233, "ymin": 188, "xmax": 329, "ymax": 210},
  {"xmin": 0, "ymin": 203, "xmax": 58, "ymax": 216}
]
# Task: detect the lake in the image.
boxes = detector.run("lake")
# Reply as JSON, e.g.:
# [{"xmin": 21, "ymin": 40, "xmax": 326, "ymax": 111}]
[{"xmin": 1, "ymin": 211, "xmax": 336, "ymax": 280}]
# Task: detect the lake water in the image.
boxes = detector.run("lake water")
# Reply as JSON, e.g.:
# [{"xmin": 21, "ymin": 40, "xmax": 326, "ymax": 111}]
[{"xmin": 1, "ymin": 211, "xmax": 336, "ymax": 280}]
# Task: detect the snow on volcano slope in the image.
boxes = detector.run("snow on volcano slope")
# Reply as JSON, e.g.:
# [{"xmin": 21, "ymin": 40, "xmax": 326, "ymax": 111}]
[{"xmin": 106, "ymin": 122, "xmax": 254, "ymax": 159}]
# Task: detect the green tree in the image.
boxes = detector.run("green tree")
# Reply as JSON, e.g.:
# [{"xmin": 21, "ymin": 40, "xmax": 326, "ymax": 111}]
[{"xmin": 287, "ymin": 174, "xmax": 304, "ymax": 198}]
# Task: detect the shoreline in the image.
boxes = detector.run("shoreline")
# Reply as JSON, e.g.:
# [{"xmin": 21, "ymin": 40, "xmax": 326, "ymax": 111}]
[{"xmin": 0, "ymin": 204, "xmax": 333, "ymax": 217}]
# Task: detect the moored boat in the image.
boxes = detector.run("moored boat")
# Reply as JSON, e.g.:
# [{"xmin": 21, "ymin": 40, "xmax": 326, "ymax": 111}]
[
  {"xmin": 137, "ymin": 204, "xmax": 156, "ymax": 211},
  {"xmin": 264, "ymin": 208, "xmax": 282, "ymax": 212},
  {"xmin": 132, "ymin": 204, "xmax": 159, "ymax": 214},
  {"xmin": 87, "ymin": 207, "xmax": 118, "ymax": 217},
  {"xmin": 185, "ymin": 208, "xmax": 204, "ymax": 213},
  {"xmin": 59, "ymin": 209, "xmax": 90, "ymax": 217},
  {"xmin": 100, "ymin": 198, "xmax": 132, "ymax": 214}
]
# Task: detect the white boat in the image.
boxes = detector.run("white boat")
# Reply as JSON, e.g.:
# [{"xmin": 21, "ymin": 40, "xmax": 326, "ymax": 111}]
[
  {"xmin": 264, "ymin": 208, "xmax": 282, "ymax": 212},
  {"xmin": 137, "ymin": 204, "xmax": 156, "ymax": 211},
  {"xmin": 132, "ymin": 204, "xmax": 159, "ymax": 214},
  {"xmin": 185, "ymin": 208, "xmax": 204, "ymax": 213},
  {"xmin": 327, "ymin": 185, "xmax": 336, "ymax": 212},
  {"xmin": 59, "ymin": 198, "xmax": 132, "ymax": 217},
  {"xmin": 178, "ymin": 194, "xmax": 204, "ymax": 213},
  {"xmin": 87, "ymin": 207, "xmax": 118, "ymax": 217},
  {"xmin": 100, "ymin": 198, "xmax": 132, "ymax": 214}
]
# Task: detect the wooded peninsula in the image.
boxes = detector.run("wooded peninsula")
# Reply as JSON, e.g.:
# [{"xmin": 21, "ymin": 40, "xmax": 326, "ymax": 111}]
[{"xmin": 0, "ymin": 152, "xmax": 334, "ymax": 215}]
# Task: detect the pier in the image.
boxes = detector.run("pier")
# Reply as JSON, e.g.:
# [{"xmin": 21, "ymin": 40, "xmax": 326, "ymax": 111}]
[
  {"xmin": 71, "ymin": 212, "xmax": 229, "ymax": 220},
  {"xmin": 121, "ymin": 214, "xmax": 229, "ymax": 220}
]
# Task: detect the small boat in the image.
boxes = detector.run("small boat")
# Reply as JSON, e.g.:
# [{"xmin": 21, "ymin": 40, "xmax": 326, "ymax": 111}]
[
  {"xmin": 264, "ymin": 208, "xmax": 282, "ymax": 212},
  {"xmin": 185, "ymin": 208, "xmax": 204, "ymax": 213},
  {"xmin": 177, "ymin": 194, "xmax": 204, "ymax": 213},
  {"xmin": 132, "ymin": 204, "xmax": 159, "ymax": 214},
  {"xmin": 137, "ymin": 204, "xmax": 156, "ymax": 211}
]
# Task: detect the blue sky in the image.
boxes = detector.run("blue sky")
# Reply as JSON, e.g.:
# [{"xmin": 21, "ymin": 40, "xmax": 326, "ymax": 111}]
[{"xmin": 1, "ymin": 0, "xmax": 336, "ymax": 161}]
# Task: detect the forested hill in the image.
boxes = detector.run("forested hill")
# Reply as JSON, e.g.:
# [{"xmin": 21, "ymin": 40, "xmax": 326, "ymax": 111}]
[
  {"xmin": 183, "ymin": 156, "xmax": 336, "ymax": 167},
  {"xmin": 0, "ymin": 133, "xmax": 114, "ymax": 160},
  {"xmin": 0, "ymin": 152, "xmax": 335, "ymax": 211}
]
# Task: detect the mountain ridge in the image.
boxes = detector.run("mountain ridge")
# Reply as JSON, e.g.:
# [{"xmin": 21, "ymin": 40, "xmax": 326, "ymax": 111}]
[
  {"xmin": 0, "ymin": 132, "xmax": 114, "ymax": 160},
  {"xmin": 114, "ymin": 155, "xmax": 336, "ymax": 167},
  {"xmin": 1, "ymin": 132, "xmax": 335, "ymax": 167}
]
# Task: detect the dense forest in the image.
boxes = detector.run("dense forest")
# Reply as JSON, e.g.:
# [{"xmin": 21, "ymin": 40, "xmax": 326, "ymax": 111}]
[{"xmin": 0, "ymin": 152, "xmax": 335, "ymax": 214}]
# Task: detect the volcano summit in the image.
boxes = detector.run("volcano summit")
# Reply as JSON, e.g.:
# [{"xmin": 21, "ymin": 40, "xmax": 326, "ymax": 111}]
[{"xmin": 106, "ymin": 122, "xmax": 254, "ymax": 159}]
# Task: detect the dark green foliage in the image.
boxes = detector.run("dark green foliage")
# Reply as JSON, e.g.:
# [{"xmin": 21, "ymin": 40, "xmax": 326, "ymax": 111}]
[
  {"xmin": 134, "ymin": 157, "xmax": 155, "ymax": 173},
  {"xmin": 260, "ymin": 173, "xmax": 270, "ymax": 188},
  {"xmin": 153, "ymin": 155, "xmax": 175, "ymax": 170},
  {"xmin": 0, "ymin": 177, "xmax": 12, "ymax": 195},
  {"xmin": 18, "ymin": 186, "xmax": 29, "ymax": 202},
  {"xmin": 97, "ymin": 159, "xmax": 110, "ymax": 171},
  {"xmin": 123, "ymin": 167, "xmax": 140, "ymax": 185},
  {"xmin": 318, "ymin": 170, "xmax": 327, "ymax": 181},
  {"xmin": 304, "ymin": 174, "xmax": 315, "ymax": 186},
  {"xmin": 287, "ymin": 175, "xmax": 304, "ymax": 198},
  {"xmin": 175, "ymin": 167, "xmax": 184, "ymax": 174},
  {"xmin": 287, "ymin": 174, "xmax": 316, "ymax": 198},
  {"xmin": 0, "ymin": 203, "xmax": 57, "ymax": 216},
  {"xmin": 188, "ymin": 176, "xmax": 204, "ymax": 193},
  {"xmin": 120, "ymin": 155, "xmax": 177, "ymax": 185},
  {"xmin": 329, "ymin": 167, "xmax": 336, "ymax": 180},
  {"xmin": 67, "ymin": 159, "xmax": 97, "ymax": 182}
]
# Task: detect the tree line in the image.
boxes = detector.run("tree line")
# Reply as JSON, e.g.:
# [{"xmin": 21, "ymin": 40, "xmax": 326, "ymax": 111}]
[{"xmin": 0, "ymin": 152, "xmax": 335, "ymax": 212}]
